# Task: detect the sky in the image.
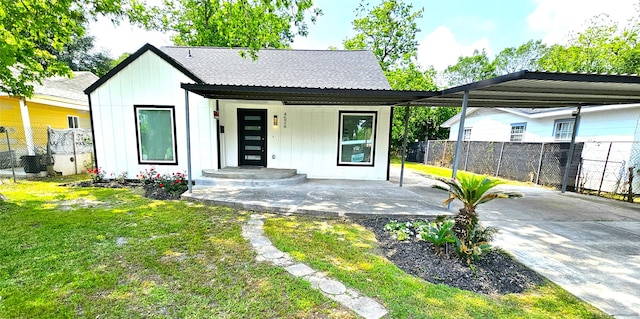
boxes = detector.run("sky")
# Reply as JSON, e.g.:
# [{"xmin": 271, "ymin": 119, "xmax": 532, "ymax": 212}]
[{"xmin": 89, "ymin": 0, "xmax": 640, "ymax": 72}]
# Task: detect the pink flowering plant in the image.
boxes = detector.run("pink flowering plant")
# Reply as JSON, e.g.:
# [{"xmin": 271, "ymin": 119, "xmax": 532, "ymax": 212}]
[
  {"xmin": 87, "ymin": 167, "xmax": 105, "ymax": 182},
  {"xmin": 137, "ymin": 168, "xmax": 188, "ymax": 196}
]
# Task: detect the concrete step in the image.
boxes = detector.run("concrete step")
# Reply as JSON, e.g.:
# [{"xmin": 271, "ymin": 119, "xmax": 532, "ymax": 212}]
[
  {"xmin": 195, "ymin": 174, "xmax": 307, "ymax": 187},
  {"xmin": 202, "ymin": 167, "xmax": 297, "ymax": 180}
]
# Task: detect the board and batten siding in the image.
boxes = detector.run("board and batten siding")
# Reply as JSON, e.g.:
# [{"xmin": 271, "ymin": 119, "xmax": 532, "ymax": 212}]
[
  {"xmin": 447, "ymin": 106, "xmax": 640, "ymax": 142},
  {"xmin": 219, "ymin": 100, "xmax": 391, "ymax": 180},
  {"xmin": 89, "ymin": 50, "xmax": 217, "ymax": 178}
]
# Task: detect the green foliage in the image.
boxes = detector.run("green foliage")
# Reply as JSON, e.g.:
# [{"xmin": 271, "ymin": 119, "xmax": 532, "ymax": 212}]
[
  {"xmin": 87, "ymin": 167, "xmax": 106, "ymax": 182},
  {"xmin": 443, "ymin": 49, "xmax": 496, "ymax": 87},
  {"xmin": 45, "ymin": 33, "xmax": 115, "ymax": 77},
  {"xmin": 494, "ymin": 40, "xmax": 547, "ymax": 74},
  {"xmin": 416, "ymin": 219, "xmax": 456, "ymax": 255},
  {"xmin": 147, "ymin": 0, "xmax": 321, "ymax": 56},
  {"xmin": 434, "ymin": 174, "xmax": 522, "ymax": 251},
  {"xmin": 137, "ymin": 167, "xmax": 188, "ymax": 195},
  {"xmin": 453, "ymin": 224, "xmax": 499, "ymax": 266},
  {"xmin": 0, "ymin": 0, "xmax": 144, "ymax": 97},
  {"xmin": 344, "ymin": 0, "xmax": 423, "ymax": 71}
]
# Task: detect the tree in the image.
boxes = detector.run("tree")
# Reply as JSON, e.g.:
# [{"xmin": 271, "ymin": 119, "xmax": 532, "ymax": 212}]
[
  {"xmin": 47, "ymin": 34, "xmax": 114, "ymax": 77},
  {"xmin": 442, "ymin": 49, "xmax": 496, "ymax": 88},
  {"xmin": 538, "ymin": 14, "xmax": 640, "ymax": 74},
  {"xmin": 150, "ymin": 0, "xmax": 321, "ymax": 54},
  {"xmin": 494, "ymin": 40, "xmax": 547, "ymax": 75},
  {"xmin": 0, "ymin": 0, "xmax": 147, "ymax": 97},
  {"xmin": 343, "ymin": 0, "xmax": 423, "ymax": 71}
]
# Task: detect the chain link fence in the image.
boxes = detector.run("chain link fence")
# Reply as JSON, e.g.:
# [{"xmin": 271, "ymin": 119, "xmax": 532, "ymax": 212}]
[
  {"xmin": 411, "ymin": 140, "xmax": 583, "ymax": 191},
  {"xmin": 0, "ymin": 125, "xmax": 94, "ymax": 178},
  {"xmin": 578, "ymin": 142, "xmax": 640, "ymax": 197}
]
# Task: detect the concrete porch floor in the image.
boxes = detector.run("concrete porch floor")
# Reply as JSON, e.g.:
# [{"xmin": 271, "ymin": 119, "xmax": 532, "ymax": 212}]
[{"xmin": 183, "ymin": 168, "xmax": 451, "ymax": 218}]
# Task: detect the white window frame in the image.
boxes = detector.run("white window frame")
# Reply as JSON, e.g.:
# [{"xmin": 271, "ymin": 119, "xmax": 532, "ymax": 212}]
[
  {"xmin": 67, "ymin": 115, "xmax": 79, "ymax": 128},
  {"xmin": 463, "ymin": 127, "xmax": 472, "ymax": 141},
  {"xmin": 134, "ymin": 105, "xmax": 178, "ymax": 165},
  {"xmin": 337, "ymin": 111, "xmax": 377, "ymax": 166},
  {"xmin": 553, "ymin": 119, "xmax": 575, "ymax": 141},
  {"xmin": 510, "ymin": 122, "xmax": 526, "ymax": 142}
]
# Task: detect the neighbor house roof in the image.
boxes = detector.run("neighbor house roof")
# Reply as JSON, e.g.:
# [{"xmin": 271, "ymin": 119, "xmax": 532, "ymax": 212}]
[
  {"xmin": 160, "ymin": 46, "xmax": 391, "ymax": 90},
  {"xmin": 32, "ymin": 71, "xmax": 99, "ymax": 104}
]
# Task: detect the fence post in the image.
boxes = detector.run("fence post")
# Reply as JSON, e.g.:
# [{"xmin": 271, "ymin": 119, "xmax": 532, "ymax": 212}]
[
  {"xmin": 424, "ymin": 140, "xmax": 430, "ymax": 165},
  {"xmin": 72, "ymin": 130, "xmax": 78, "ymax": 175},
  {"xmin": 2, "ymin": 127, "xmax": 17, "ymax": 182},
  {"xmin": 597, "ymin": 142, "xmax": 613, "ymax": 196},
  {"xmin": 464, "ymin": 141, "xmax": 470, "ymax": 171},
  {"xmin": 535, "ymin": 143, "xmax": 545, "ymax": 185},
  {"xmin": 495, "ymin": 142, "xmax": 505, "ymax": 177}
]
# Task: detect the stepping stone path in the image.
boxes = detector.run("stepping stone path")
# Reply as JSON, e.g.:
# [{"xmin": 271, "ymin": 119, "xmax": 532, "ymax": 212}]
[{"xmin": 242, "ymin": 214, "xmax": 388, "ymax": 319}]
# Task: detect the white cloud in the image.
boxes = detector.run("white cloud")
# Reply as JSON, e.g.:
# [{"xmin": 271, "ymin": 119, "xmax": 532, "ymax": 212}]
[
  {"xmin": 417, "ymin": 26, "xmax": 491, "ymax": 72},
  {"xmin": 527, "ymin": 0, "xmax": 638, "ymax": 45},
  {"xmin": 88, "ymin": 17, "xmax": 173, "ymax": 57}
]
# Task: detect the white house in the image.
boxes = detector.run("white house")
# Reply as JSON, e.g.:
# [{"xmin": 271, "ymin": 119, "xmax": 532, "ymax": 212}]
[
  {"xmin": 441, "ymin": 104, "xmax": 640, "ymax": 192},
  {"xmin": 441, "ymin": 104, "xmax": 640, "ymax": 143},
  {"xmin": 84, "ymin": 44, "xmax": 429, "ymax": 182}
]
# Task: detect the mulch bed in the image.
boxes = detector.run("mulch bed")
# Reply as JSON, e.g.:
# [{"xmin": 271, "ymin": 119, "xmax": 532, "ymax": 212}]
[{"xmin": 357, "ymin": 218, "xmax": 545, "ymax": 295}]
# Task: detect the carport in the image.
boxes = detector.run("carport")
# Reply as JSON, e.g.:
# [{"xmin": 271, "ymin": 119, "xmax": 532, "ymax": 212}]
[{"xmin": 402, "ymin": 70, "xmax": 640, "ymax": 192}]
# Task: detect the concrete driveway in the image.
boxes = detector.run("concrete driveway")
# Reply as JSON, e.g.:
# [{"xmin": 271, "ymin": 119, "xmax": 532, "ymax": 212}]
[{"xmin": 395, "ymin": 167, "xmax": 640, "ymax": 319}]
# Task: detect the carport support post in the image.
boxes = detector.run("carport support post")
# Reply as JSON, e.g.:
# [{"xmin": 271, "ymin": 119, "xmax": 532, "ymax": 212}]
[
  {"xmin": 184, "ymin": 89, "xmax": 193, "ymax": 193},
  {"xmin": 449, "ymin": 91, "xmax": 468, "ymax": 210},
  {"xmin": 561, "ymin": 106, "xmax": 581, "ymax": 193},
  {"xmin": 451, "ymin": 91, "xmax": 469, "ymax": 179},
  {"xmin": 399, "ymin": 105, "xmax": 411, "ymax": 187}
]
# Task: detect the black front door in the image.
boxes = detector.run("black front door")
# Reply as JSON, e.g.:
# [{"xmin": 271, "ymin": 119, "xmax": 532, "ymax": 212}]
[{"xmin": 237, "ymin": 109, "xmax": 267, "ymax": 167}]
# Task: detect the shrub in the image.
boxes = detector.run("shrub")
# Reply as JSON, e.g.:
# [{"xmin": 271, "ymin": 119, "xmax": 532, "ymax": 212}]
[
  {"xmin": 137, "ymin": 168, "xmax": 188, "ymax": 197},
  {"xmin": 416, "ymin": 219, "xmax": 456, "ymax": 255}
]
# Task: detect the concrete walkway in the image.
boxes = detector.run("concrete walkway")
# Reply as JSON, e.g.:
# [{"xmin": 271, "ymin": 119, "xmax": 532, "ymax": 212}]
[
  {"xmin": 185, "ymin": 166, "xmax": 640, "ymax": 318},
  {"xmin": 242, "ymin": 214, "xmax": 387, "ymax": 319}
]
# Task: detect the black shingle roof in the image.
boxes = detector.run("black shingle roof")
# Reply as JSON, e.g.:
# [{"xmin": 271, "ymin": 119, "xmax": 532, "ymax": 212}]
[{"xmin": 159, "ymin": 46, "xmax": 391, "ymax": 90}]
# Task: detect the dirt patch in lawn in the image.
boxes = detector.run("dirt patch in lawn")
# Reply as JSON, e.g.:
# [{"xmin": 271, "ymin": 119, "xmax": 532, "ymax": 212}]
[{"xmin": 358, "ymin": 218, "xmax": 545, "ymax": 295}]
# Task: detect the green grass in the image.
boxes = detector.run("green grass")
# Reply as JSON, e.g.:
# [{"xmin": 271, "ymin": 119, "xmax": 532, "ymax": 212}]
[
  {"xmin": 264, "ymin": 216, "xmax": 611, "ymax": 319},
  {"xmin": 0, "ymin": 178, "xmax": 610, "ymax": 318},
  {"xmin": 0, "ymin": 179, "xmax": 352, "ymax": 318},
  {"xmin": 391, "ymin": 159, "xmax": 531, "ymax": 186}
]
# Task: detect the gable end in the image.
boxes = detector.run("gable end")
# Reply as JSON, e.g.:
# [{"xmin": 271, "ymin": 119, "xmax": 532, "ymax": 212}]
[{"xmin": 83, "ymin": 43, "xmax": 204, "ymax": 94}]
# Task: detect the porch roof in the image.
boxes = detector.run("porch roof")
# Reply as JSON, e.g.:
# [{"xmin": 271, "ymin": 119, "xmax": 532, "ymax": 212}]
[{"xmin": 180, "ymin": 83, "xmax": 437, "ymax": 106}]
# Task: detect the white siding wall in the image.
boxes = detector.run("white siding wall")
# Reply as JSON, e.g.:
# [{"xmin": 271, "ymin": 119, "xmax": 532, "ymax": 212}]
[
  {"xmin": 89, "ymin": 51, "xmax": 217, "ymax": 178},
  {"xmin": 447, "ymin": 107, "xmax": 640, "ymax": 142},
  {"xmin": 219, "ymin": 100, "xmax": 391, "ymax": 180}
]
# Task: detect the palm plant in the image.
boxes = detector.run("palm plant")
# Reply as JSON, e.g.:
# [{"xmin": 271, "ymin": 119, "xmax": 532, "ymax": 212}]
[{"xmin": 433, "ymin": 173, "xmax": 523, "ymax": 244}]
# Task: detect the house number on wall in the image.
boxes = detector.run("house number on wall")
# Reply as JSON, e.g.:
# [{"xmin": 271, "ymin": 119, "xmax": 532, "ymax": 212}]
[{"xmin": 284, "ymin": 112, "xmax": 287, "ymax": 128}]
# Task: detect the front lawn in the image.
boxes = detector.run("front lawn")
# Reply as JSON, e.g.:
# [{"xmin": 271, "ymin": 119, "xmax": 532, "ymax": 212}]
[
  {"xmin": 0, "ymin": 180, "xmax": 350, "ymax": 318},
  {"xmin": 0, "ymin": 179, "xmax": 609, "ymax": 318}
]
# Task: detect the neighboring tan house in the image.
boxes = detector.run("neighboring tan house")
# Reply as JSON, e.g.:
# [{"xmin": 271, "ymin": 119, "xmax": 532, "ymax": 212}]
[
  {"xmin": 84, "ymin": 44, "xmax": 428, "ymax": 181},
  {"xmin": 0, "ymin": 71, "xmax": 98, "ymax": 172}
]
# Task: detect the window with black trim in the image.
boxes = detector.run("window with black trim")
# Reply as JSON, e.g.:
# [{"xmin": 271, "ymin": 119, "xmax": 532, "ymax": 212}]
[
  {"xmin": 67, "ymin": 115, "xmax": 79, "ymax": 128},
  {"xmin": 338, "ymin": 111, "xmax": 376, "ymax": 166},
  {"xmin": 553, "ymin": 119, "xmax": 574, "ymax": 141},
  {"xmin": 510, "ymin": 122, "xmax": 526, "ymax": 141},
  {"xmin": 134, "ymin": 105, "xmax": 178, "ymax": 164}
]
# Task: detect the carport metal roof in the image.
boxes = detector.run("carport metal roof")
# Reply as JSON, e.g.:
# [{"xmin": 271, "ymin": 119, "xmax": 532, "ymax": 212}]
[{"xmin": 409, "ymin": 70, "xmax": 640, "ymax": 108}]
